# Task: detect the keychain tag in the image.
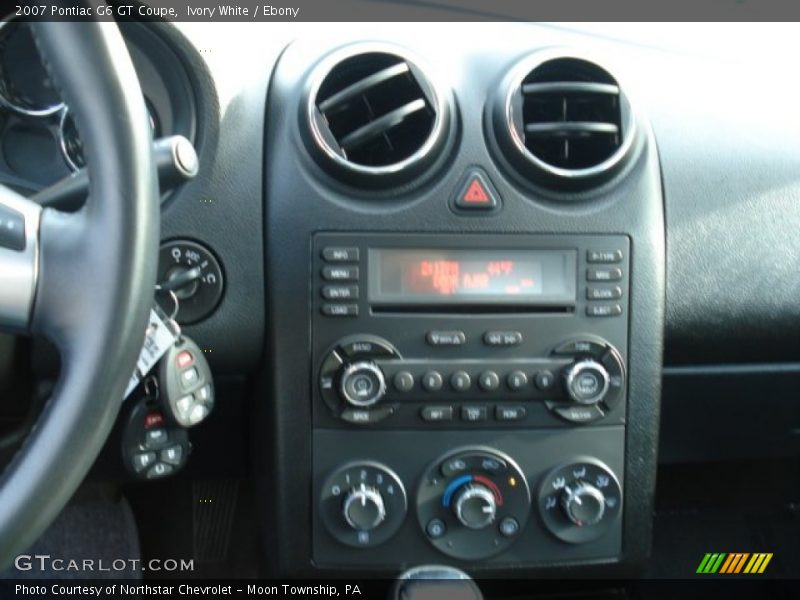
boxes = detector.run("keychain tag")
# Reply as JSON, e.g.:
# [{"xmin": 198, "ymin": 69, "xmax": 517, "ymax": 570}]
[{"xmin": 124, "ymin": 303, "xmax": 181, "ymax": 399}]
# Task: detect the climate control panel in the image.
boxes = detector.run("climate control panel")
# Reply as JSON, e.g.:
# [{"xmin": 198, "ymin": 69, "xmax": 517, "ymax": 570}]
[{"xmin": 312, "ymin": 431, "xmax": 625, "ymax": 568}]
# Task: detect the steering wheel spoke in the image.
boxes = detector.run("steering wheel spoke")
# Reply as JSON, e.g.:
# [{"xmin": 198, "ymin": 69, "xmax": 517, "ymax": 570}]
[{"xmin": 0, "ymin": 185, "xmax": 42, "ymax": 332}]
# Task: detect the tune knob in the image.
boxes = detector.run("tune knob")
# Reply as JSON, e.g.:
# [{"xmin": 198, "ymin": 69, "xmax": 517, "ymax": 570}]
[
  {"xmin": 560, "ymin": 481, "xmax": 606, "ymax": 527},
  {"xmin": 339, "ymin": 361, "xmax": 386, "ymax": 408},
  {"xmin": 453, "ymin": 484, "xmax": 497, "ymax": 530},
  {"xmin": 563, "ymin": 359, "xmax": 610, "ymax": 405},
  {"xmin": 342, "ymin": 484, "xmax": 387, "ymax": 531}
]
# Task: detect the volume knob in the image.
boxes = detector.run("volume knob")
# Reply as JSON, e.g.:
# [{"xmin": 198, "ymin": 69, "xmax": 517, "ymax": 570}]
[
  {"xmin": 342, "ymin": 484, "xmax": 387, "ymax": 531},
  {"xmin": 564, "ymin": 359, "xmax": 610, "ymax": 405},
  {"xmin": 339, "ymin": 361, "xmax": 386, "ymax": 408}
]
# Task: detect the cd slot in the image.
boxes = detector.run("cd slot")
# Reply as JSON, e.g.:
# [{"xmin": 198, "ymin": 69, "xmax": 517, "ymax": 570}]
[{"xmin": 370, "ymin": 304, "xmax": 575, "ymax": 315}]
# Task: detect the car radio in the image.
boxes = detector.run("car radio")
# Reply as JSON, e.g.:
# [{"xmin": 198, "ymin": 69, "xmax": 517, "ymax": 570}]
[{"xmin": 312, "ymin": 232, "xmax": 630, "ymax": 429}]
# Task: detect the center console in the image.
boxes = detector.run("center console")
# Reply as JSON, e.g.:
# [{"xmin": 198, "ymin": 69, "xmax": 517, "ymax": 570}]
[
  {"xmin": 259, "ymin": 30, "xmax": 665, "ymax": 577},
  {"xmin": 311, "ymin": 233, "xmax": 629, "ymax": 566}
]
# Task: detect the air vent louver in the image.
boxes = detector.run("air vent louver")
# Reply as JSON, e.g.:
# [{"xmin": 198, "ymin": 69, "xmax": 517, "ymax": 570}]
[
  {"xmin": 306, "ymin": 46, "xmax": 447, "ymax": 186},
  {"xmin": 496, "ymin": 52, "xmax": 635, "ymax": 191}
]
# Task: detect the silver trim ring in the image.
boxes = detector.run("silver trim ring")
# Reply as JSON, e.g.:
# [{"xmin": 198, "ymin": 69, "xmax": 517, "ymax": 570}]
[
  {"xmin": 339, "ymin": 360, "xmax": 387, "ymax": 408},
  {"xmin": 304, "ymin": 41, "xmax": 448, "ymax": 179},
  {"xmin": 502, "ymin": 48, "xmax": 637, "ymax": 183},
  {"xmin": 565, "ymin": 359, "xmax": 610, "ymax": 405}
]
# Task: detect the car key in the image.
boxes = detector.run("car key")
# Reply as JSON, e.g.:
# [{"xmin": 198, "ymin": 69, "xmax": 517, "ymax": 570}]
[{"xmin": 158, "ymin": 335, "xmax": 215, "ymax": 427}]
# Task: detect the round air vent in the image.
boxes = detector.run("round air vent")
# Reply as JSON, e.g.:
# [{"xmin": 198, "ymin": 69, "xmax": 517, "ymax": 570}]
[
  {"xmin": 304, "ymin": 44, "xmax": 449, "ymax": 188},
  {"xmin": 493, "ymin": 50, "xmax": 637, "ymax": 192}
]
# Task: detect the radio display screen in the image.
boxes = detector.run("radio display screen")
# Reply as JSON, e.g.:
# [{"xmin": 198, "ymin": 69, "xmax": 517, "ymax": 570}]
[{"xmin": 368, "ymin": 248, "xmax": 577, "ymax": 305}]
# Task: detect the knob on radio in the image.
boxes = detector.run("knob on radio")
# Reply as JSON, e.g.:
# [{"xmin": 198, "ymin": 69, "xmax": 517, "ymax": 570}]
[
  {"xmin": 563, "ymin": 359, "xmax": 610, "ymax": 405},
  {"xmin": 339, "ymin": 361, "xmax": 386, "ymax": 408}
]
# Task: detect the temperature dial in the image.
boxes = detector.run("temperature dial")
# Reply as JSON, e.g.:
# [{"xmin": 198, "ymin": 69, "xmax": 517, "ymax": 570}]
[
  {"xmin": 453, "ymin": 484, "xmax": 496, "ymax": 530},
  {"xmin": 158, "ymin": 240, "xmax": 224, "ymax": 324},
  {"xmin": 319, "ymin": 461, "xmax": 406, "ymax": 548}
]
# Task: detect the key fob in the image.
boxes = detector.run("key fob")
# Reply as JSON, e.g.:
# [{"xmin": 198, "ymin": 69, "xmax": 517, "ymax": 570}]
[
  {"xmin": 123, "ymin": 400, "xmax": 191, "ymax": 480},
  {"xmin": 158, "ymin": 336, "xmax": 215, "ymax": 427}
]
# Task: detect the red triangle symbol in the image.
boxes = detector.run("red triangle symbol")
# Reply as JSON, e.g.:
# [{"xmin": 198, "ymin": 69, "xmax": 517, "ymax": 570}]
[{"xmin": 462, "ymin": 178, "xmax": 490, "ymax": 203}]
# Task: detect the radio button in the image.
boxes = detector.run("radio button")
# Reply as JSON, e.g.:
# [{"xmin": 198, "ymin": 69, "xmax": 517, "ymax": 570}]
[
  {"xmin": 553, "ymin": 340, "xmax": 606, "ymax": 358},
  {"xmin": 421, "ymin": 406, "xmax": 453, "ymax": 422},
  {"xmin": 321, "ymin": 285, "xmax": 359, "ymax": 300},
  {"xmin": 321, "ymin": 304, "xmax": 358, "ymax": 317},
  {"xmin": 322, "ymin": 247, "xmax": 359, "ymax": 262},
  {"xmin": 422, "ymin": 371, "xmax": 444, "ymax": 392},
  {"xmin": 587, "ymin": 286, "xmax": 623, "ymax": 301},
  {"xmin": 461, "ymin": 406, "xmax": 488, "ymax": 422},
  {"xmin": 586, "ymin": 304, "xmax": 623, "ymax": 317},
  {"xmin": 587, "ymin": 249, "xmax": 623, "ymax": 264},
  {"xmin": 553, "ymin": 404, "xmax": 605, "ymax": 423},
  {"xmin": 339, "ymin": 337, "xmax": 397, "ymax": 358},
  {"xmin": 483, "ymin": 331, "xmax": 523, "ymax": 347},
  {"xmin": 534, "ymin": 370, "xmax": 555, "ymax": 391},
  {"xmin": 496, "ymin": 405, "xmax": 527, "ymax": 421},
  {"xmin": 587, "ymin": 267, "xmax": 622, "ymax": 282},
  {"xmin": 507, "ymin": 371, "xmax": 528, "ymax": 391},
  {"xmin": 341, "ymin": 406, "xmax": 394, "ymax": 424},
  {"xmin": 450, "ymin": 371, "xmax": 472, "ymax": 392},
  {"xmin": 393, "ymin": 371, "xmax": 414, "ymax": 392},
  {"xmin": 322, "ymin": 265, "xmax": 359, "ymax": 281},
  {"xmin": 478, "ymin": 371, "xmax": 500, "ymax": 391},
  {"xmin": 426, "ymin": 330, "xmax": 466, "ymax": 347}
]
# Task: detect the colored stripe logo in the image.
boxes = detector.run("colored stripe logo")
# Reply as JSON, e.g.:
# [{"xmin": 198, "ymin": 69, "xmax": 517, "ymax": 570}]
[{"xmin": 696, "ymin": 553, "xmax": 773, "ymax": 574}]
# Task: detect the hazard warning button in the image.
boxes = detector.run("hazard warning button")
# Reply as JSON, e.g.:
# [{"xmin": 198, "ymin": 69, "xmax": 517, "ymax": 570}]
[{"xmin": 452, "ymin": 168, "xmax": 500, "ymax": 212}]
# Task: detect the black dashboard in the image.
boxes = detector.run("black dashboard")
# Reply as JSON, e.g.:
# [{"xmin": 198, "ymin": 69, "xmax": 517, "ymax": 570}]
[{"xmin": 3, "ymin": 20, "xmax": 799, "ymax": 580}]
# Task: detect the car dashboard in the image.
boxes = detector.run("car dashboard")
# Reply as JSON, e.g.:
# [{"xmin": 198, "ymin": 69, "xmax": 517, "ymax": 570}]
[{"xmin": 1, "ymin": 20, "xmax": 799, "ymax": 581}]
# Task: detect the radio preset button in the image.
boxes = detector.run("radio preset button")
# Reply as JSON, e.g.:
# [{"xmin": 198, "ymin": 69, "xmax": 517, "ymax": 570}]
[
  {"xmin": 586, "ymin": 304, "xmax": 623, "ymax": 317},
  {"xmin": 483, "ymin": 331, "xmax": 522, "ymax": 347},
  {"xmin": 322, "ymin": 247, "xmax": 359, "ymax": 262},
  {"xmin": 496, "ymin": 405, "xmax": 527, "ymax": 421},
  {"xmin": 461, "ymin": 406, "xmax": 487, "ymax": 422},
  {"xmin": 507, "ymin": 371, "xmax": 528, "ymax": 391},
  {"xmin": 587, "ymin": 249, "xmax": 623, "ymax": 264},
  {"xmin": 422, "ymin": 371, "xmax": 444, "ymax": 392},
  {"xmin": 393, "ymin": 371, "xmax": 414, "ymax": 392},
  {"xmin": 450, "ymin": 371, "xmax": 472, "ymax": 392},
  {"xmin": 321, "ymin": 285, "xmax": 359, "ymax": 300},
  {"xmin": 587, "ymin": 286, "xmax": 623, "ymax": 301},
  {"xmin": 426, "ymin": 330, "xmax": 466, "ymax": 347},
  {"xmin": 478, "ymin": 370, "xmax": 500, "ymax": 391},
  {"xmin": 421, "ymin": 406, "xmax": 453, "ymax": 422},
  {"xmin": 322, "ymin": 265, "xmax": 359, "ymax": 281},
  {"xmin": 534, "ymin": 370, "xmax": 555, "ymax": 391},
  {"xmin": 321, "ymin": 304, "xmax": 358, "ymax": 317},
  {"xmin": 587, "ymin": 267, "xmax": 623, "ymax": 282}
]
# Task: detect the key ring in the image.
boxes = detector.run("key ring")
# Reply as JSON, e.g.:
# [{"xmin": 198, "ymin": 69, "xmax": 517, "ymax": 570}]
[{"xmin": 154, "ymin": 286, "xmax": 180, "ymax": 323}]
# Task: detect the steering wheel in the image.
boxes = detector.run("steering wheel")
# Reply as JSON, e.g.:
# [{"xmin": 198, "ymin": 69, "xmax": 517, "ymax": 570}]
[{"xmin": 0, "ymin": 20, "xmax": 158, "ymax": 566}]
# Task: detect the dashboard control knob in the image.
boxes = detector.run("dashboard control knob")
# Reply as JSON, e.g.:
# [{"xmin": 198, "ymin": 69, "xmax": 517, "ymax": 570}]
[
  {"xmin": 453, "ymin": 484, "xmax": 497, "ymax": 530},
  {"xmin": 560, "ymin": 481, "xmax": 606, "ymax": 527},
  {"xmin": 339, "ymin": 361, "xmax": 386, "ymax": 407},
  {"xmin": 342, "ymin": 484, "xmax": 387, "ymax": 531},
  {"xmin": 564, "ymin": 359, "xmax": 610, "ymax": 405}
]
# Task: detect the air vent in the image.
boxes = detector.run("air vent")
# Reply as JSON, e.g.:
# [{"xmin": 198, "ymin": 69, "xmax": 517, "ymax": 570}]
[
  {"xmin": 495, "ymin": 51, "xmax": 636, "ymax": 191},
  {"xmin": 305, "ymin": 45, "xmax": 448, "ymax": 187}
]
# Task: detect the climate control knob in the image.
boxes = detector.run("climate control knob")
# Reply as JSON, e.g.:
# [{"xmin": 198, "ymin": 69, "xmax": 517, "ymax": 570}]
[
  {"xmin": 560, "ymin": 481, "xmax": 606, "ymax": 527},
  {"xmin": 453, "ymin": 484, "xmax": 497, "ymax": 530},
  {"xmin": 563, "ymin": 359, "xmax": 610, "ymax": 405},
  {"xmin": 339, "ymin": 361, "xmax": 386, "ymax": 408},
  {"xmin": 342, "ymin": 484, "xmax": 387, "ymax": 531}
]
